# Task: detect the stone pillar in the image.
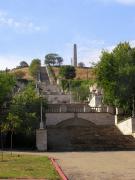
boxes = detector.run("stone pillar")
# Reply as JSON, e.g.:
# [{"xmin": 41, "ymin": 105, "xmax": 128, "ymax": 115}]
[
  {"xmin": 115, "ymin": 107, "xmax": 118, "ymax": 125},
  {"xmin": 73, "ymin": 44, "xmax": 77, "ymax": 67},
  {"xmin": 36, "ymin": 129, "xmax": 47, "ymax": 151},
  {"xmin": 107, "ymin": 106, "xmax": 115, "ymax": 114},
  {"xmin": 132, "ymin": 117, "xmax": 135, "ymax": 132},
  {"xmin": 60, "ymin": 104, "xmax": 67, "ymax": 112},
  {"xmin": 115, "ymin": 115, "xmax": 118, "ymax": 125},
  {"xmin": 116, "ymin": 107, "xmax": 123, "ymax": 115}
]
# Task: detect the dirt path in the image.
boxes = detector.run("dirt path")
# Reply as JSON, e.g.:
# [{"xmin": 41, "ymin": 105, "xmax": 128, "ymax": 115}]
[{"xmin": 10, "ymin": 151, "xmax": 135, "ymax": 180}]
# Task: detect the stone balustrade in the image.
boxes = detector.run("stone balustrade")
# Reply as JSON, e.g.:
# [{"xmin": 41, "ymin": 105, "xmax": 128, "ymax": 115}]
[{"xmin": 45, "ymin": 104, "xmax": 110, "ymax": 114}]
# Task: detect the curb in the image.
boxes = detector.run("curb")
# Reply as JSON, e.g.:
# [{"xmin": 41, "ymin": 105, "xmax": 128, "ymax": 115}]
[{"xmin": 50, "ymin": 157, "xmax": 68, "ymax": 180}]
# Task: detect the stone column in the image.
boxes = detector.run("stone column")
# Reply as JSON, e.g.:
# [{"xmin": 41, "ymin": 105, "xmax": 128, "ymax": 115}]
[
  {"xmin": 36, "ymin": 129, "xmax": 47, "ymax": 151},
  {"xmin": 73, "ymin": 44, "xmax": 77, "ymax": 67}
]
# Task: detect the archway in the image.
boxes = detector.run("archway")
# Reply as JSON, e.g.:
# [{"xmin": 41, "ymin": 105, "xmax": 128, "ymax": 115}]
[{"xmin": 47, "ymin": 117, "xmax": 97, "ymax": 151}]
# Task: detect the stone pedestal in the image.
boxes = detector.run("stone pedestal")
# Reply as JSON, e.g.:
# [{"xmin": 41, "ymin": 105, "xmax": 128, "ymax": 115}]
[
  {"xmin": 115, "ymin": 115, "xmax": 118, "ymax": 125},
  {"xmin": 36, "ymin": 129, "xmax": 47, "ymax": 151}
]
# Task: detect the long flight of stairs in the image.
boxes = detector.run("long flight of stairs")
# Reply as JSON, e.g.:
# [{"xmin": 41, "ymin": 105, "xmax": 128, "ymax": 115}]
[
  {"xmin": 39, "ymin": 66, "xmax": 70, "ymax": 103},
  {"xmin": 39, "ymin": 66, "xmax": 135, "ymax": 151},
  {"xmin": 40, "ymin": 66, "xmax": 50, "ymax": 83},
  {"xmin": 40, "ymin": 67, "xmax": 60, "ymax": 94},
  {"xmin": 71, "ymin": 125, "xmax": 135, "ymax": 151},
  {"xmin": 48, "ymin": 125, "xmax": 135, "ymax": 151}
]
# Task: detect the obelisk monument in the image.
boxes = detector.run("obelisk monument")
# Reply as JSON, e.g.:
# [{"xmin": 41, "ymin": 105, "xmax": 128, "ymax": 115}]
[{"xmin": 73, "ymin": 44, "xmax": 77, "ymax": 67}]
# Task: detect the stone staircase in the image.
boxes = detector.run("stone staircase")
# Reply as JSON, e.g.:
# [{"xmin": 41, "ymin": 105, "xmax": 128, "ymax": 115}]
[
  {"xmin": 39, "ymin": 66, "xmax": 60, "ymax": 94},
  {"xmin": 39, "ymin": 66, "xmax": 135, "ymax": 151},
  {"xmin": 39, "ymin": 66, "xmax": 71, "ymax": 103},
  {"xmin": 40, "ymin": 66, "xmax": 50, "ymax": 83},
  {"xmin": 48, "ymin": 125, "xmax": 135, "ymax": 151},
  {"xmin": 71, "ymin": 125, "xmax": 135, "ymax": 151}
]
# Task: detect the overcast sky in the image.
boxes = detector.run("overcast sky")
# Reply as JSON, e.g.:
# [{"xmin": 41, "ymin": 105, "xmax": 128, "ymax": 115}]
[{"xmin": 0, "ymin": 0, "xmax": 135, "ymax": 69}]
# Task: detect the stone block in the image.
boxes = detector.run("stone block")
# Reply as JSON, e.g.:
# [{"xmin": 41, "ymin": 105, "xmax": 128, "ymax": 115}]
[{"xmin": 36, "ymin": 129, "xmax": 47, "ymax": 151}]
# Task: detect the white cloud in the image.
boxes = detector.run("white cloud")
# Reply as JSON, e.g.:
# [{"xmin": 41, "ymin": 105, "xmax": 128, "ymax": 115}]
[
  {"xmin": 0, "ymin": 55, "xmax": 29, "ymax": 70},
  {"xmin": 0, "ymin": 10, "xmax": 42, "ymax": 32},
  {"xmin": 63, "ymin": 39, "xmax": 135, "ymax": 67},
  {"xmin": 0, "ymin": 54, "xmax": 45, "ymax": 70},
  {"xmin": 130, "ymin": 40, "xmax": 135, "ymax": 47},
  {"xmin": 98, "ymin": 0, "xmax": 135, "ymax": 5},
  {"xmin": 63, "ymin": 37, "xmax": 105, "ymax": 66},
  {"xmin": 1, "ymin": 40, "xmax": 135, "ymax": 70}
]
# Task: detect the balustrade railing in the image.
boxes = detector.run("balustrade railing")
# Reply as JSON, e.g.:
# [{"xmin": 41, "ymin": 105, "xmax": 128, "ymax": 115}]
[{"xmin": 45, "ymin": 104, "xmax": 108, "ymax": 113}]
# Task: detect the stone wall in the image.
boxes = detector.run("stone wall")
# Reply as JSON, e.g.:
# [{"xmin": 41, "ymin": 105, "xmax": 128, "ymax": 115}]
[
  {"xmin": 46, "ymin": 94, "xmax": 71, "ymax": 104},
  {"xmin": 36, "ymin": 129, "xmax": 47, "ymax": 151},
  {"xmin": 116, "ymin": 117, "xmax": 135, "ymax": 135},
  {"xmin": 46, "ymin": 112, "xmax": 115, "ymax": 126}
]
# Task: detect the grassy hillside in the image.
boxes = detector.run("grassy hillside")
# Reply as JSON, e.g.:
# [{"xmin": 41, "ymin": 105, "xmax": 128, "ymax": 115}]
[
  {"xmin": 52, "ymin": 66, "xmax": 95, "ymax": 80},
  {"xmin": 11, "ymin": 66, "xmax": 95, "ymax": 81},
  {"xmin": 11, "ymin": 67, "xmax": 33, "ymax": 80}
]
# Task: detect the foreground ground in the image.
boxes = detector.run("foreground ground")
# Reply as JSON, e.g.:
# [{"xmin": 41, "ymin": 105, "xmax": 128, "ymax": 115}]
[
  {"xmin": 8, "ymin": 151, "xmax": 135, "ymax": 180},
  {"xmin": 0, "ymin": 153, "xmax": 59, "ymax": 179}
]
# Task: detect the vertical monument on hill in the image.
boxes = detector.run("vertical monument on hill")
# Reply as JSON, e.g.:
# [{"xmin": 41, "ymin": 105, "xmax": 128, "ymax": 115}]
[{"xmin": 73, "ymin": 44, "xmax": 77, "ymax": 67}]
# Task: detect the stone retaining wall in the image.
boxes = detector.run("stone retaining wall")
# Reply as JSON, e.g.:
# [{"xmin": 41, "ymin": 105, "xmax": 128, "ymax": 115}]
[{"xmin": 46, "ymin": 112, "xmax": 115, "ymax": 126}]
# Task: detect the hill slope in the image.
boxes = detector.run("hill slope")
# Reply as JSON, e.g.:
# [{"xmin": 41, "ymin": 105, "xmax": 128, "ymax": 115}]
[
  {"xmin": 11, "ymin": 67, "xmax": 33, "ymax": 80},
  {"xmin": 52, "ymin": 66, "xmax": 95, "ymax": 80}
]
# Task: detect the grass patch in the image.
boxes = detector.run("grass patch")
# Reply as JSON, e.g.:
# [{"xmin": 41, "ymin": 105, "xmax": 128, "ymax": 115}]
[{"xmin": 0, "ymin": 153, "xmax": 60, "ymax": 179}]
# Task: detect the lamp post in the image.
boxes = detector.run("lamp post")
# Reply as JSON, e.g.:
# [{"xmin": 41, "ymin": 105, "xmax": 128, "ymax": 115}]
[
  {"xmin": 69, "ymin": 80, "xmax": 72, "ymax": 104},
  {"xmin": 0, "ymin": 119, "xmax": 3, "ymax": 161},
  {"xmin": 132, "ymin": 95, "xmax": 135, "ymax": 118},
  {"xmin": 40, "ymin": 96, "xmax": 44, "ymax": 129}
]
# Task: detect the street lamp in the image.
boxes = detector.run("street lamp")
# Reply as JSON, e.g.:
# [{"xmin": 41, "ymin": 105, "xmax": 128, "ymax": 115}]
[
  {"xmin": 132, "ymin": 95, "xmax": 135, "ymax": 118},
  {"xmin": 69, "ymin": 80, "xmax": 72, "ymax": 104},
  {"xmin": 0, "ymin": 119, "xmax": 3, "ymax": 161},
  {"xmin": 40, "ymin": 96, "xmax": 44, "ymax": 129}
]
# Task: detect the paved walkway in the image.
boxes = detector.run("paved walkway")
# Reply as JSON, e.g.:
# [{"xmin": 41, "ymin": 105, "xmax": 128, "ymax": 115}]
[{"xmin": 10, "ymin": 151, "xmax": 135, "ymax": 180}]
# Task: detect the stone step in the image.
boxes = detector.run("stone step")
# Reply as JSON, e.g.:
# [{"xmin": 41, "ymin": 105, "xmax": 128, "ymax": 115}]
[{"xmin": 48, "ymin": 125, "xmax": 135, "ymax": 151}]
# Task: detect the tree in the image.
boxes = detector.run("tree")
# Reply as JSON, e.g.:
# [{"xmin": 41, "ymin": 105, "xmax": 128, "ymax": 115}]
[
  {"xmin": 59, "ymin": 65, "xmax": 76, "ymax": 79},
  {"xmin": 0, "ymin": 73, "xmax": 15, "ymax": 158},
  {"xmin": 29, "ymin": 59, "xmax": 41, "ymax": 78},
  {"xmin": 6, "ymin": 113, "xmax": 21, "ymax": 156},
  {"xmin": 45, "ymin": 53, "xmax": 63, "ymax": 66},
  {"xmin": 20, "ymin": 61, "xmax": 29, "ymax": 68},
  {"xmin": 96, "ymin": 42, "xmax": 135, "ymax": 113},
  {"xmin": 78, "ymin": 62, "xmax": 85, "ymax": 67},
  {"xmin": 10, "ymin": 83, "xmax": 47, "ymax": 136},
  {"xmin": 0, "ymin": 73, "xmax": 15, "ymax": 105},
  {"xmin": 71, "ymin": 81, "xmax": 90, "ymax": 102},
  {"xmin": 56, "ymin": 56, "xmax": 63, "ymax": 66}
]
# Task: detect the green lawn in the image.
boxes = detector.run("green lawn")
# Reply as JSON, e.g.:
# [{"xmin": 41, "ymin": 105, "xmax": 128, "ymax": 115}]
[{"xmin": 0, "ymin": 153, "xmax": 60, "ymax": 179}]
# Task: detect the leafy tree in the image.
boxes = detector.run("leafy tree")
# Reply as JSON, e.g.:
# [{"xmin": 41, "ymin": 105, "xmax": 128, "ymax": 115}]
[
  {"xmin": 78, "ymin": 62, "xmax": 85, "ymax": 67},
  {"xmin": 72, "ymin": 85, "xmax": 89, "ymax": 102},
  {"xmin": 96, "ymin": 42, "xmax": 135, "ymax": 113},
  {"xmin": 45, "ymin": 53, "xmax": 63, "ymax": 66},
  {"xmin": 5, "ymin": 113, "xmax": 21, "ymax": 156},
  {"xmin": 29, "ymin": 59, "xmax": 41, "ymax": 78},
  {"xmin": 60, "ymin": 79, "xmax": 91, "ymax": 102},
  {"xmin": 0, "ymin": 73, "xmax": 15, "ymax": 158},
  {"xmin": 9, "ymin": 83, "xmax": 47, "ymax": 136},
  {"xmin": 45, "ymin": 54, "xmax": 57, "ymax": 66},
  {"xmin": 59, "ymin": 65, "xmax": 76, "ymax": 79},
  {"xmin": 0, "ymin": 73, "xmax": 15, "ymax": 106},
  {"xmin": 20, "ymin": 61, "xmax": 29, "ymax": 68},
  {"xmin": 56, "ymin": 56, "xmax": 63, "ymax": 66}
]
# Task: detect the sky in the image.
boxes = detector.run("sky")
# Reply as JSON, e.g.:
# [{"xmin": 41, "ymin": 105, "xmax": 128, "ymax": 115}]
[{"xmin": 0, "ymin": 0, "xmax": 135, "ymax": 69}]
